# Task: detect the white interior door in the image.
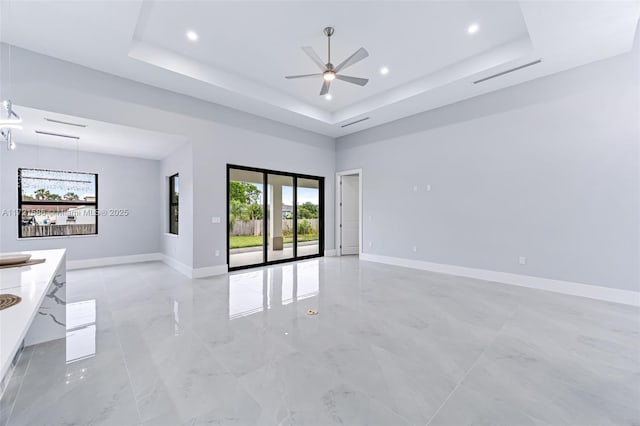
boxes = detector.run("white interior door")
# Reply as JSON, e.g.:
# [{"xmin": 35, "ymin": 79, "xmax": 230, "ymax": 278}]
[{"xmin": 340, "ymin": 175, "xmax": 359, "ymax": 255}]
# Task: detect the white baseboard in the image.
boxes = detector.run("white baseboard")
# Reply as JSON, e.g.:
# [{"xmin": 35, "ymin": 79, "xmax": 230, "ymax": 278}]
[
  {"xmin": 360, "ymin": 253, "xmax": 640, "ymax": 307},
  {"xmin": 160, "ymin": 255, "xmax": 193, "ymax": 278},
  {"xmin": 67, "ymin": 252, "xmax": 163, "ymax": 270},
  {"xmin": 192, "ymin": 264, "xmax": 228, "ymax": 278},
  {"xmin": 161, "ymin": 255, "xmax": 227, "ymax": 278},
  {"xmin": 324, "ymin": 249, "xmax": 337, "ymax": 257},
  {"xmin": 65, "ymin": 252, "xmax": 228, "ymax": 279}
]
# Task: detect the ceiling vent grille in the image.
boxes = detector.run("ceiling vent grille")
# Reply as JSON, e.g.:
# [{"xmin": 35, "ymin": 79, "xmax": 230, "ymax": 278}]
[
  {"xmin": 44, "ymin": 118, "xmax": 87, "ymax": 128},
  {"xmin": 35, "ymin": 130, "xmax": 80, "ymax": 140},
  {"xmin": 341, "ymin": 117, "xmax": 370, "ymax": 128},
  {"xmin": 473, "ymin": 59, "xmax": 542, "ymax": 84}
]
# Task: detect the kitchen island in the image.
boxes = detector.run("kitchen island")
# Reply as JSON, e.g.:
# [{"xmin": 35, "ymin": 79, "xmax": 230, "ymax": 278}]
[{"xmin": 0, "ymin": 249, "xmax": 66, "ymax": 395}]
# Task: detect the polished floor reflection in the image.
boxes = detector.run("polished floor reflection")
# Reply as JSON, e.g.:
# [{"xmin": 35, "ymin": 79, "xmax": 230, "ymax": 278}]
[
  {"xmin": 1, "ymin": 257, "xmax": 638, "ymax": 425},
  {"xmin": 229, "ymin": 242, "xmax": 320, "ymax": 269}
]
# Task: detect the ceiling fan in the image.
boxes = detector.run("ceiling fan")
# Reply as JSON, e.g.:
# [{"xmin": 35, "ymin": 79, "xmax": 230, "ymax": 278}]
[{"xmin": 285, "ymin": 27, "xmax": 369, "ymax": 96}]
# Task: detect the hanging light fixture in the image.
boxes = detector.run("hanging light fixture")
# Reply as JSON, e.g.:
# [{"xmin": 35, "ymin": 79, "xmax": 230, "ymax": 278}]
[{"xmin": 0, "ymin": 100, "xmax": 21, "ymax": 150}]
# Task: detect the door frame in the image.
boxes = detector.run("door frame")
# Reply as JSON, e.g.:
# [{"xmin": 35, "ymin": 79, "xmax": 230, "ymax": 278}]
[
  {"xmin": 335, "ymin": 169, "xmax": 363, "ymax": 256},
  {"xmin": 227, "ymin": 164, "xmax": 325, "ymax": 271}
]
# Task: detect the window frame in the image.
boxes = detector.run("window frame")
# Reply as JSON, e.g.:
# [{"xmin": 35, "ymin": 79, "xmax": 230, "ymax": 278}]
[
  {"xmin": 226, "ymin": 164, "xmax": 324, "ymax": 271},
  {"xmin": 17, "ymin": 167, "xmax": 99, "ymax": 239},
  {"xmin": 169, "ymin": 173, "xmax": 179, "ymax": 235}
]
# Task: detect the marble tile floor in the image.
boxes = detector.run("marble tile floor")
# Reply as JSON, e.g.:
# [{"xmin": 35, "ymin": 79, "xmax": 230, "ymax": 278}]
[{"xmin": 0, "ymin": 256, "xmax": 638, "ymax": 425}]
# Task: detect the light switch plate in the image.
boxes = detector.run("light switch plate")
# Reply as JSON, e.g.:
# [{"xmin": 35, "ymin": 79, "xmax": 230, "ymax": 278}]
[{"xmin": 211, "ymin": 217, "xmax": 221, "ymax": 224}]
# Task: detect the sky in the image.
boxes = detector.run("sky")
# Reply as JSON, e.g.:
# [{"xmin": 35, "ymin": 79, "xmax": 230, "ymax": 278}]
[
  {"xmin": 250, "ymin": 184, "xmax": 318, "ymax": 205},
  {"xmin": 20, "ymin": 169, "xmax": 96, "ymax": 199},
  {"xmin": 19, "ymin": 170, "xmax": 317, "ymax": 206}
]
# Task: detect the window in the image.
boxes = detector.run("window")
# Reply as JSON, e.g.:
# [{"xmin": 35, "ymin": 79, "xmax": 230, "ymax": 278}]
[
  {"xmin": 18, "ymin": 168, "xmax": 98, "ymax": 238},
  {"xmin": 227, "ymin": 165, "xmax": 324, "ymax": 270},
  {"xmin": 169, "ymin": 173, "xmax": 179, "ymax": 234}
]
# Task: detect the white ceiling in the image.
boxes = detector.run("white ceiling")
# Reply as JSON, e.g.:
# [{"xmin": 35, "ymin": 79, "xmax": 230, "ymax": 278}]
[
  {"xmin": 138, "ymin": 1, "xmax": 528, "ymax": 112},
  {"xmin": 12, "ymin": 105, "xmax": 187, "ymax": 160},
  {"xmin": 0, "ymin": 1, "xmax": 639, "ymax": 138}
]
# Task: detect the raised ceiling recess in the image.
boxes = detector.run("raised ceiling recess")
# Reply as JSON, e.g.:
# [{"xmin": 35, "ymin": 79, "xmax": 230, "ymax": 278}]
[{"xmin": 0, "ymin": 1, "xmax": 638, "ymax": 137}]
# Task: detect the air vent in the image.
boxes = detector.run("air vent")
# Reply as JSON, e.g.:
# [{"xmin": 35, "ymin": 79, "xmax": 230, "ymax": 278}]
[
  {"xmin": 473, "ymin": 59, "xmax": 542, "ymax": 84},
  {"xmin": 341, "ymin": 117, "xmax": 370, "ymax": 128},
  {"xmin": 44, "ymin": 118, "xmax": 87, "ymax": 128},
  {"xmin": 35, "ymin": 130, "xmax": 80, "ymax": 140}
]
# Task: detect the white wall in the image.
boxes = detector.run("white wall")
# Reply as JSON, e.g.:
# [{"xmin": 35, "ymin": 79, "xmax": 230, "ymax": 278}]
[
  {"xmin": 1, "ymin": 45, "xmax": 336, "ymax": 270},
  {"xmin": 337, "ymin": 48, "xmax": 640, "ymax": 292},
  {"xmin": 191, "ymin": 131, "xmax": 335, "ymax": 269},
  {"xmin": 160, "ymin": 143, "xmax": 193, "ymax": 268},
  {"xmin": 3, "ymin": 43, "xmax": 636, "ymax": 291},
  {"xmin": 0, "ymin": 145, "xmax": 161, "ymax": 260}
]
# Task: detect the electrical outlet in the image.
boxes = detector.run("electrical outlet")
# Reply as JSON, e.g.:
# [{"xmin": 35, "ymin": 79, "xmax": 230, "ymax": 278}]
[
  {"xmin": 426, "ymin": 184, "xmax": 431, "ymax": 191},
  {"xmin": 369, "ymin": 241, "xmax": 373, "ymax": 248},
  {"xmin": 519, "ymin": 256, "xmax": 526, "ymax": 265},
  {"xmin": 215, "ymin": 250, "xmax": 220, "ymax": 257},
  {"xmin": 412, "ymin": 246, "xmax": 417, "ymax": 252},
  {"xmin": 211, "ymin": 217, "xmax": 221, "ymax": 224},
  {"xmin": 413, "ymin": 185, "xmax": 418, "ymax": 192}
]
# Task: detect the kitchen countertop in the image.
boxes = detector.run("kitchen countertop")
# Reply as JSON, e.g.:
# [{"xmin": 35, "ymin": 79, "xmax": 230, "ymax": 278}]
[{"xmin": 0, "ymin": 249, "xmax": 66, "ymax": 381}]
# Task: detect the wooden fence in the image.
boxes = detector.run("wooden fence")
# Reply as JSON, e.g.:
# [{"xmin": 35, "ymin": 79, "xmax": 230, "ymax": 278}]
[
  {"xmin": 21, "ymin": 224, "xmax": 96, "ymax": 237},
  {"xmin": 230, "ymin": 219, "xmax": 319, "ymax": 236}
]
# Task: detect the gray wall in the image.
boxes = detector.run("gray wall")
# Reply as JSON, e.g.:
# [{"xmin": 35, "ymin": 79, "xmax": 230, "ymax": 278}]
[
  {"xmin": 337, "ymin": 48, "xmax": 640, "ymax": 292},
  {"xmin": 1, "ymin": 45, "xmax": 336, "ymax": 269},
  {"xmin": 0, "ymin": 145, "xmax": 161, "ymax": 260}
]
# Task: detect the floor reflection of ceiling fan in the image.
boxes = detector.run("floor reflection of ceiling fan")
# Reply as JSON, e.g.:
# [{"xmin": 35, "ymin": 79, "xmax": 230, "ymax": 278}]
[{"xmin": 285, "ymin": 27, "xmax": 369, "ymax": 96}]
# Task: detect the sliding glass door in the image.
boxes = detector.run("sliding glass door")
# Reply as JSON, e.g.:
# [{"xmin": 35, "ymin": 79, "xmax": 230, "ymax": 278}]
[
  {"xmin": 267, "ymin": 173, "xmax": 295, "ymax": 263},
  {"xmin": 228, "ymin": 165, "xmax": 324, "ymax": 270},
  {"xmin": 228, "ymin": 168, "xmax": 265, "ymax": 269},
  {"xmin": 296, "ymin": 178, "xmax": 321, "ymax": 257}
]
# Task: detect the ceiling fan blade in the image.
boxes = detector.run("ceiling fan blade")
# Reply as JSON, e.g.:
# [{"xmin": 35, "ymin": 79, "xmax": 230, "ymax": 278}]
[
  {"xmin": 334, "ymin": 47, "xmax": 369, "ymax": 72},
  {"xmin": 285, "ymin": 73, "xmax": 322, "ymax": 79},
  {"xmin": 301, "ymin": 46, "xmax": 327, "ymax": 71},
  {"xmin": 336, "ymin": 75, "xmax": 369, "ymax": 86},
  {"xmin": 320, "ymin": 80, "xmax": 331, "ymax": 96}
]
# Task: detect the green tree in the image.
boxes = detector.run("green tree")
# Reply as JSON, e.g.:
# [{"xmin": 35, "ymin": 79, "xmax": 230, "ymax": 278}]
[
  {"xmin": 229, "ymin": 199, "xmax": 245, "ymax": 231},
  {"xmin": 63, "ymin": 192, "xmax": 80, "ymax": 201},
  {"xmin": 229, "ymin": 181, "xmax": 262, "ymax": 222},
  {"xmin": 298, "ymin": 202, "xmax": 319, "ymax": 219},
  {"xmin": 33, "ymin": 188, "xmax": 63, "ymax": 201},
  {"xmin": 247, "ymin": 203, "xmax": 263, "ymax": 220},
  {"xmin": 34, "ymin": 188, "xmax": 49, "ymax": 200},
  {"xmin": 297, "ymin": 219, "xmax": 313, "ymax": 235},
  {"xmin": 229, "ymin": 181, "xmax": 261, "ymax": 206},
  {"xmin": 229, "ymin": 181, "xmax": 248, "ymax": 205}
]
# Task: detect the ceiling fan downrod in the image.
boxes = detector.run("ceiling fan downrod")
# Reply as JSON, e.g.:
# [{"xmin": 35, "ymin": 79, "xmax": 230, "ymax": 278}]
[{"xmin": 324, "ymin": 27, "xmax": 334, "ymax": 66}]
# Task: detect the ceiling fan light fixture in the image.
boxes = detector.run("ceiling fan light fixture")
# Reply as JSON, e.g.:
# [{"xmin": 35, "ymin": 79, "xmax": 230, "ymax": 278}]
[
  {"xmin": 186, "ymin": 30, "xmax": 199, "ymax": 42},
  {"xmin": 323, "ymin": 71, "xmax": 336, "ymax": 81}
]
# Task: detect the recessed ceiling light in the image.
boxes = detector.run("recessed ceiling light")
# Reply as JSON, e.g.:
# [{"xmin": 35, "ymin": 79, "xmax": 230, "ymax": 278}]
[
  {"xmin": 325, "ymin": 94, "xmax": 332, "ymax": 100},
  {"xmin": 467, "ymin": 23, "xmax": 479, "ymax": 34},
  {"xmin": 186, "ymin": 30, "xmax": 199, "ymax": 42},
  {"xmin": 380, "ymin": 67, "xmax": 389, "ymax": 75}
]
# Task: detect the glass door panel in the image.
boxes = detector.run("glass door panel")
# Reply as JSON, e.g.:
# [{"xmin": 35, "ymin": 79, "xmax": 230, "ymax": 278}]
[
  {"xmin": 229, "ymin": 168, "xmax": 265, "ymax": 268},
  {"xmin": 296, "ymin": 178, "xmax": 321, "ymax": 257},
  {"xmin": 267, "ymin": 174, "xmax": 295, "ymax": 262}
]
